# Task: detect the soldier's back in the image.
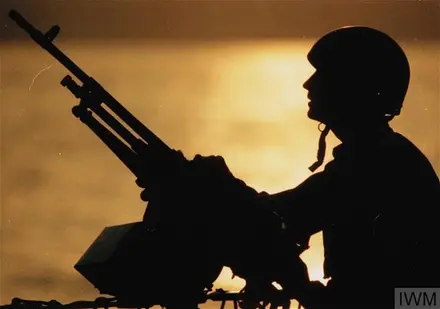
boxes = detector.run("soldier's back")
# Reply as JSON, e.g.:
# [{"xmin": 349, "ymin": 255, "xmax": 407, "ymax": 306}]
[{"xmin": 323, "ymin": 130, "xmax": 439, "ymax": 308}]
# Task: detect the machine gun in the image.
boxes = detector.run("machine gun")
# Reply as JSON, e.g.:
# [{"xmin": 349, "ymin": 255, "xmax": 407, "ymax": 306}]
[
  {"xmin": 6, "ymin": 10, "xmax": 306, "ymax": 309},
  {"xmin": 8, "ymin": 10, "xmax": 174, "ymax": 187}
]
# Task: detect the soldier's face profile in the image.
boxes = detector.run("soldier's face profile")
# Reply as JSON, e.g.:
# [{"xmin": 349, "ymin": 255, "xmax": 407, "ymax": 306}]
[
  {"xmin": 303, "ymin": 69, "xmax": 336, "ymax": 123},
  {"xmin": 303, "ymin": 66, "xmax": 358, "ymax": 124}
]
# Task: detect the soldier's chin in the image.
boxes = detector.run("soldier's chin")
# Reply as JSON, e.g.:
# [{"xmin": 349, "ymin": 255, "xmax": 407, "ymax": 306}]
[{"xmin": 307, "ymin": 108, "xmax": 325, "ymax": 122}]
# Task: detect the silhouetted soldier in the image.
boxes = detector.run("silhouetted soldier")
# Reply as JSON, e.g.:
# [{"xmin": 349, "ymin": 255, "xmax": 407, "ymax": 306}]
[
  {"xmin": 259, "ymin": 26, "xmax": 440, "ymax": 309},
  {"xmin": 140, "ymin": 26, "xmax": 440, "ymax": 309}
]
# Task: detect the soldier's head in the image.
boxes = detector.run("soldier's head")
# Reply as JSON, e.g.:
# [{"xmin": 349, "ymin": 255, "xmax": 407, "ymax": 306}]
[{"xmin": 303, "ymin": 26, "xmax": 410, "ymax": 127}]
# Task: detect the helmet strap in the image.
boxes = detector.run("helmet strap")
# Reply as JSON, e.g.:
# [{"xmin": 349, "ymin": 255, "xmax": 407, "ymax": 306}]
[{"xmin": 309, "ymin": 123, "xmax": 330, "ymax": 172}]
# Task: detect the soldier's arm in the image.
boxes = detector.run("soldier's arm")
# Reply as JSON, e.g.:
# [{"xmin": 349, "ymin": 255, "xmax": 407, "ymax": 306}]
[
  {"xmin": 188, "ymin": 154, "xmax": 354, "ymax": 238},
  {"xmin": 262, "ymin": 168, "xmax": 354, "ymax": 237}
]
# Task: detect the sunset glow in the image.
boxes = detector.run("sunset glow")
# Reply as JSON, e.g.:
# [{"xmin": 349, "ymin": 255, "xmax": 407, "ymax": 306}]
[{"xmin": 2, "ymin": 38, "xmax": 438, "ymax": 309}]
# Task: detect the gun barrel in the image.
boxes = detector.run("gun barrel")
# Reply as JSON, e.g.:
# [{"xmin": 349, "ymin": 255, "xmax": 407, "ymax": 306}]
[
  {"xmin": 87, "ymin": 79, "xmax": 170, "ymax": 152},
  {"xmin": 9, "ymin": 10, "xmax": 32, "ymax": 32},
  {"xmin": 8, "ymin": 10, "xmax": 89, "ymax": 83},
  {"xmin": 58, "ymin": 75, "xmax": 147, "ymax": 178},
  {"xmin": 72, "ymin": 105, "xmax": 141, "ymax": 177},
  {"xmin": 9, "ymin": 9, "xmax": 176, "ymax": 184},
  {"xmin": 9, "ymin": 10, "xmax": 171, "ymax": 153}
]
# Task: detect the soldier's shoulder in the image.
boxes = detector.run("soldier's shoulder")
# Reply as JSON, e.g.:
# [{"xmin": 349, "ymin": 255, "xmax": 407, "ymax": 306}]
[
  {"xmin": 385, "ymin": 131, "xmax": 439, "ymax": 182},
  {"xmin": 385, "ymin": 132, "xmax": 433, "ymax": 163}
]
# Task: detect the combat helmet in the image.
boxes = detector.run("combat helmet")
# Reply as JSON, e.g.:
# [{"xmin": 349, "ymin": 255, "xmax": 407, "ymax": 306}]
[{"xmin": 307, "ymin": 25, "xmax": 410, "ymax": 119}]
